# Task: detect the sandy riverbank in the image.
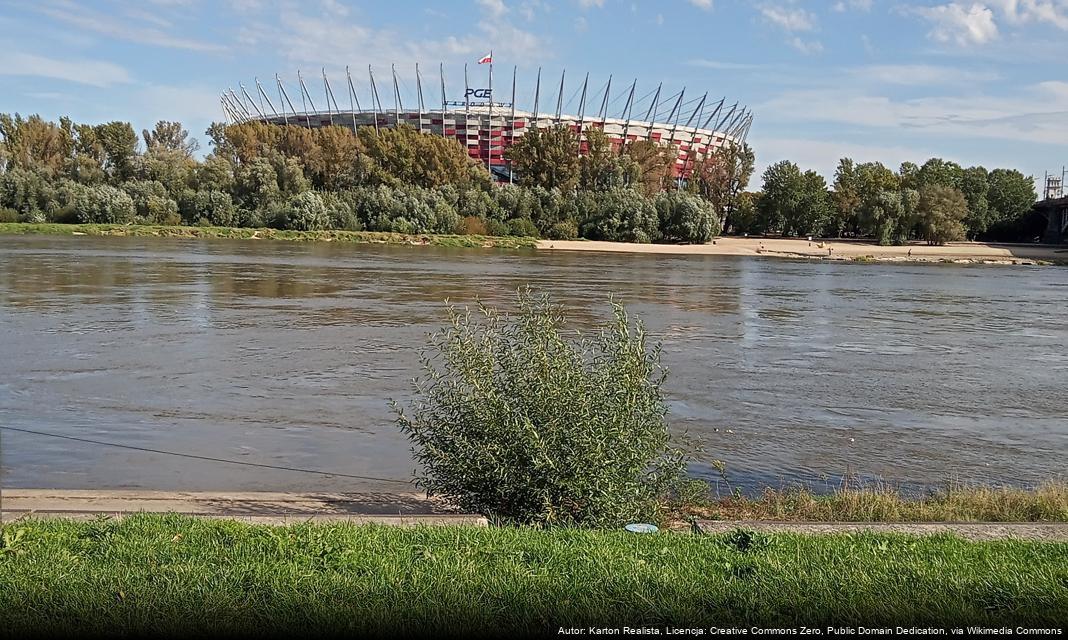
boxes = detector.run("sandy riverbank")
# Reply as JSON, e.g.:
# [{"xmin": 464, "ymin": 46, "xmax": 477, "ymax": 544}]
[{"xmin": 538, "ymin": 237, "xmax": 1068, "ymax": 264}]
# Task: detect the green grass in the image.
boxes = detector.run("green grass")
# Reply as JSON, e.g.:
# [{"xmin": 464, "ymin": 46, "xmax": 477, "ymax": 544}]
[
  {"xmin": 1, "ymin": 515, "xmax": 1065, "ymax": 634},
  {"xmin": 0, "ymin": 222, "xmax": 539, "ymax": 249},
  {"xmin": 678, "ymin": 480, "xmax": 1068, "ymax": 523}
]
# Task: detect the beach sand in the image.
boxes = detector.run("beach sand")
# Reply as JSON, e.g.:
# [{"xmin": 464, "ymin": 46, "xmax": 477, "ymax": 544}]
[{"xmin": 537, "ymin": 237, "xmax": 1068, "ymax": 264}]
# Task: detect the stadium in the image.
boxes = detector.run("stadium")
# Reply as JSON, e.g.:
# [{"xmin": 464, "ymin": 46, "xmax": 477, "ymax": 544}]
[{"xmin": 221, "ymin": 61, "xmax": 753, "ymax": 182}]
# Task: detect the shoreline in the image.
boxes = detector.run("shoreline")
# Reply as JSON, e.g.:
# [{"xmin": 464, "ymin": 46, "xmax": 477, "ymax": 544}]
[
  {"xmin": 0, "ymin": 222, "xmax": 538, "ymax": 250},
  {"xmin": 539, "ymin": 236, "xmax": 1068, "ymax": 265},
  {"xmin": 2, "ymin": 222, "xmax": 1065, "ymax": 265}
]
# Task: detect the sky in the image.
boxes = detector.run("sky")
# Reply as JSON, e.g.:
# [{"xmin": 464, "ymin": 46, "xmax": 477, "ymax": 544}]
[{"xmin": 1, "ymin": 0, "xmax": 1066, "ymax": 184}]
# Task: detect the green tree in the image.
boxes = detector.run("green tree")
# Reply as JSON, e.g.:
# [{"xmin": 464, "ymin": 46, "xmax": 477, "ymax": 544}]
[
  {"xmin": 0, "ymin": 114, "xmax": 72, "ymax": 175},
  {"xmin": 960, "ymin": 166, "xmax": 990, "ymax": 238},
  {"xmin": 858, "ymin": 188, "xmax": 919, "ymax": 246},
  {"xmin": 986, "ymin": 169, "xmax": 1036, "ymax": 228},
  {"xmin": 142, "ymin": 121, "xmax": 199, "ymax": 158},
  {"xmin": 793, "ymin": 170, "xmax": 832, "ymax": 237},
  {"xmin": 93, "ymin": 121, "xmax": 139, "ymax": 183},
  {"xmin": 917, "ymin": 184, "xmax": 968, "ymax": 245},
  {"xmin": 688, "ymin": 143, "xmax": 755, "ymax": 229},
  {"xmin": 506, "ymin": 125, "xmax": 580, "ymax": 192},
  {"xmin": 854, "ymin": 162, "xmax": 904, "ymax": 243},
  {"xmin": 622, "ymin": 139, "xmax": 674, "ymax": 197},
  {"xmin": 831, "ymin": 158, "xmax": 861, "ymax": 237},
  {"xmin": 656, "ymin": 190, "xmax": 719, "ymax": 243},
  {"xmin": 728, "ymin": 191, "xmax": 761, "ymax": 235},
  {"xmin": 756, "ymin": 160, "xmax": 802, "ymax": 235},
  {"xmin": 579, "ymin": 187, "xmax": 659, "ymax": 243},
  {"xmin": 898, "ymin": 161, "xmax": 920, "ymax": 190},
  {"xmin": 915, "ymin": 158, "xmax": 964, "ymax": 192},
  {"xmin": 234, "ymin": 156, "xmax": 282, "ymax": 212}
]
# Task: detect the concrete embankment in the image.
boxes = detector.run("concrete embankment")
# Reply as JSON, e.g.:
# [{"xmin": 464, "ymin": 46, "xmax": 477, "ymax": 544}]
[{"xmin": 0, "ymin": 489, "xmax": 487, "ymax": 527}]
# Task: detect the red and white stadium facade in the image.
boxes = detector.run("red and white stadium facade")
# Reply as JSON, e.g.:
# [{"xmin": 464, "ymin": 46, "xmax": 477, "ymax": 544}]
[{"xmin": 222, "ymin": 62, "xmax": 753, "ymax": 182}]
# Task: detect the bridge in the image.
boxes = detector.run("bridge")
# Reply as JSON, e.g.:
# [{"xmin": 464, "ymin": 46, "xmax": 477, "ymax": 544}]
[
  {"xmin": 1038, "ymin": 170, "xmax": 1067, "ymax": 244},
  {"xmin": 1039, "ymin": 196, "xmax": 1068, "ymax": 244}
]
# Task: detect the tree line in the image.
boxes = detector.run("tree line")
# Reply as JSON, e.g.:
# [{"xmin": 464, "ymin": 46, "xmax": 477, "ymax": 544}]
[
  {"xmin": 0, "ymin": 112, "xmax": 1040, "ymax": 245},
  {"xmin": 734, "ymin": 158, "xmax": 1039, "ymax": 245},
  {"xmin": 0, "ymin": 114, "xmax": 750, "ymax": 244}
]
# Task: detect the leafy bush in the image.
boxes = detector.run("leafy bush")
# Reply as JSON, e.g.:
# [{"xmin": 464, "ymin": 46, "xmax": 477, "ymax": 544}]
[
  {"xmin": 547, "ymin": 220, "xmax": 578, "ymax": 240},
  {"xmin": 579, "ymin": 187, "xmax": 658, "ymax": 243},
  {"xmin": 181, "ymin": 190, "xmax": 237, "ymax": 227},
  {"xmin": 484, "ymin": 219, "xmax": 509, "ymax": 237},
  {"xmin": 285, "ymin": 191, "xmax": 329, "ymax": 231},
  {"xmin": 321, "ymin": 191, "xmax": 363, "ymax": 231},
  {"xmin": 74, "ymin": 185, "xmax": 136, "ymax": 224},
  {"xmin": 146, "ymin": 196, "xmax": 180, "ymax": 224},
  {"xmin": 0, "ymin": 168, "xmax": 59, "ymax": 217},
  {"xmin": 457, "ymin": 215, "xmax": 488, "ymax": 236},
  {"xmin": 158, "ymin": 209, "xmax": 182, "ymax": 226},
  {"xmin": 656, "ymin": 190, "xmax": 719, "ymax": 244},
  {"xmin": 394, "ymin": 290, "xmax": 686, "ymax": 527},
  {"xmin": 0, "ymin": 207, "xmax": 19, "ymax": 223},
  {"xmin": 506, "ymin": 217, "xmax": 539, "ymax": 238}
]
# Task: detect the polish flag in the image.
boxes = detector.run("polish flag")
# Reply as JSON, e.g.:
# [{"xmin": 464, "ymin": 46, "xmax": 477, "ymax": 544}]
[{"xmin": 478, "ymin": 52, "xmax": 493, "ymax": 64}]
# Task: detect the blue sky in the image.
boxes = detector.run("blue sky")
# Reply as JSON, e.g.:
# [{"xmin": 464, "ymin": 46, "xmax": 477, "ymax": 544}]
[{"xmin": 1, "ymin": 0, "xmax": 1065, "ymax": 183}]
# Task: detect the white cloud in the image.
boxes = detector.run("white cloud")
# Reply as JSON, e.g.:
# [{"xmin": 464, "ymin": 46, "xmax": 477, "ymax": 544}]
[
  {"xmin": 0, "ymin": 52, "xmax": 132, "ymax": 87},
  {"xmin": 757, "ymin": 82, "xmax": 1068, "ymax": 146},
  {"xmin": 262, "ymin": 2, "xmax": 548, "ymax": 75},
  {"xmin": 834, "ymin": 0, "xmax": 873, "ymax": 11},
  {"xmin": 758, "ymin": 2, "xmax": 821, "ymax": 53},
  {"xmin": 688, "ymin": 0, "xmax": 715, "ymax": 9},
  {"xmin": 789, "ymin": 37, "xmax": 824, "ymax": 54},
  {"xmin": 988, "ymin": 0, "xmax": 1068, "ymax": 29},
  {"xmin": 913, "ymin": 3, "xmax": 999, "ymax": 46},
  {"xmin": 854, "ymin": 64, "xmax": 1000, "ymax": 86},
  {"xmin": 759, "ymin": 4, "xmax": 817, "ymax": 31},
  {"xmin": 477, "ymin": 0, "xmax": 507, "ymax": 18},
  {"xmin": 578, "ymin": 0, "xmax": 604, "ymax": 7},
  {"xmin": 31, "ymin": 0, "xmax": 227, "ymax": 52}
]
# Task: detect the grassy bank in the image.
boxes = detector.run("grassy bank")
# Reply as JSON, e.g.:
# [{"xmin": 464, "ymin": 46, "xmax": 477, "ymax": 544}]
[
  {"xmin": 0, "ymin": 222, "xmax": 539, "ymax": 249},
  {"xmin": 1, "ymin": 515, "xmax": 1065, "ymax": 634},
  {"xmin": 680, "ymin": 480, "xmax": 1068, "ymax": 523}
]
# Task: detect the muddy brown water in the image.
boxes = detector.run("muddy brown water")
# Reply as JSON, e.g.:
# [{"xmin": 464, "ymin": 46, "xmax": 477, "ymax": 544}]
[{"xmin": 1, "ymin": 235, "xmax": 1065, "ymax": 493}]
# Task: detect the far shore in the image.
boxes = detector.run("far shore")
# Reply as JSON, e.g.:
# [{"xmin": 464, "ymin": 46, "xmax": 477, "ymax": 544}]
[
  {"xmin": 2, "ymin": 222, "xmax": 1065, "ymax": 265},
  {"xmin": 539, "ymin": 236, "xmax": 1068, "ymax": 265}
]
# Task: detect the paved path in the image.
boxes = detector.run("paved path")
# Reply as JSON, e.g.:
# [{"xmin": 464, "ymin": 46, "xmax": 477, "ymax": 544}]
[
  {"xmin": 0, "ymin": 489, "xmax": 487, "ymax": 526},
  {"xmin": 692, "ymin": 520, "xmax": 1068, "ymax": 542},
  {"xmin": 3, "ymin": 492, "xmax": 1065, "ymax": 539}
]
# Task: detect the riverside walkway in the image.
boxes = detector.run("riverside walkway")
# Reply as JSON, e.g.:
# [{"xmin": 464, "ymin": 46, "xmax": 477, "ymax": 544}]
[{"xmin": 3, "ymin": 490, "xmax": 1066, "ymax": 540}]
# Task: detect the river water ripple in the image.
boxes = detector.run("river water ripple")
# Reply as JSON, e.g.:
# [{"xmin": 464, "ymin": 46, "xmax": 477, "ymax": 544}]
[{"xmin": 1, "ymin": 235, "xmax": 1065, "ymax": 493}]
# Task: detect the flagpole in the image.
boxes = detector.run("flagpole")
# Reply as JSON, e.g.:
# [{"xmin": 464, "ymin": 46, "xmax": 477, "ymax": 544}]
[
  {"xmin": 464, "ymin": 63, "xmax": 470, "ymax": 159},
  {"xmin": 487, "ymin": 50, "xmax": 493, "ymax": 174}
]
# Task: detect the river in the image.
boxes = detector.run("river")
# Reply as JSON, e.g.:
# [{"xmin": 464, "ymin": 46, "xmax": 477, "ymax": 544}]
[{"xmin": 1, "ymin": 235, "xmax": 1065, "ymax": 493}]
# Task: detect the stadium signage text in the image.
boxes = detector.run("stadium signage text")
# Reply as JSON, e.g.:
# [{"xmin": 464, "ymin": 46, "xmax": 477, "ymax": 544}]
[{"xmin": 465, "ymin": 88, "xmax": 493, "ymax": 99}]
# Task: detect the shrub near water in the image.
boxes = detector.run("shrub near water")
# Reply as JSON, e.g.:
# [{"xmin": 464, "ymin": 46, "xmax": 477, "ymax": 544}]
[{"xmin": 394, "ymin": 290, "xmax": 686, "ymax": 527}]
